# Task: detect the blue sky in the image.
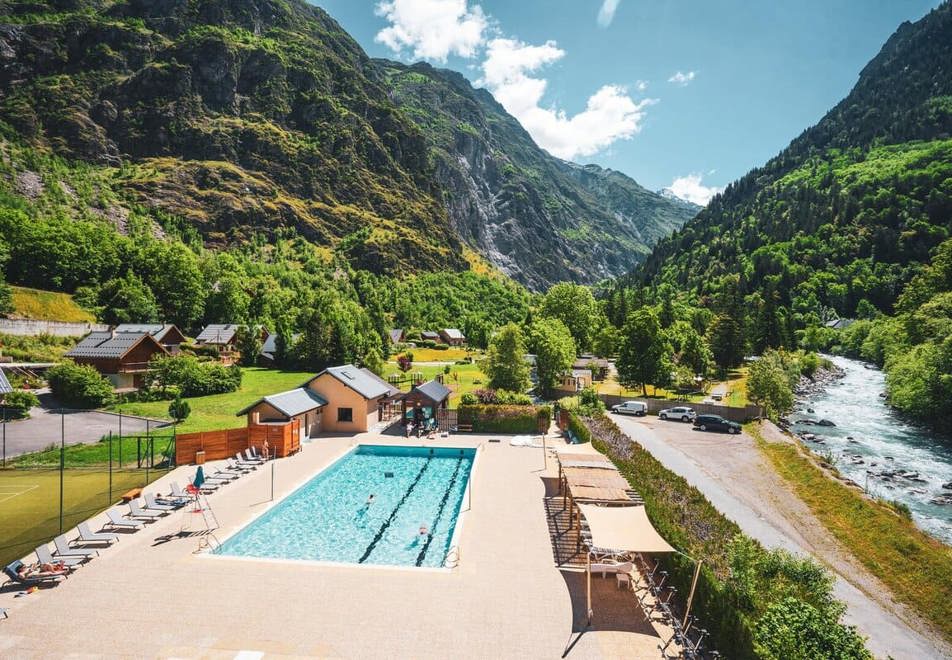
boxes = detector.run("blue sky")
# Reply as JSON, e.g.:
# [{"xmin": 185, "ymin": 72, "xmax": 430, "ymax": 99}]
[{"xmin": 316, "ymin": 0, "xmax": 940, "ymax": 203}]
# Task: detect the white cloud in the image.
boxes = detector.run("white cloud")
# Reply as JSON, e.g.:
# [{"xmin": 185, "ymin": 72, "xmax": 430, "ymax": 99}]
[
  {"xmin": 635, "ymin": 79, "xmax": 648, "ymax": 92},
  {"xmin": 666, "ymin": 173, "xmax": 723, "ymax": 206},
  {"xmin": 597, "ymin": 0, "xmax": 621, "ymax": 27},
  {"xmin": 375, "ymin": 0, "xmax": 487, "ymax": 62},
  {"xmin": 667, "ymin": 70, "xmax": 696, "ymax": 86},
  {"xmin": 480, "ymin": 38, "xmax": 653, "ymax": 160}
]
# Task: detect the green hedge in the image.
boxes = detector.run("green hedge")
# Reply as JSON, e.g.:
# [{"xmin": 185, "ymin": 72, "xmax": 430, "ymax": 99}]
[
  {"xmin": 458, "ymin": 404, "xmax": 550, "ymax": 433},
  {"xmin": 571, "ymin": 412, "xmax": 869, "ymax": 660}
]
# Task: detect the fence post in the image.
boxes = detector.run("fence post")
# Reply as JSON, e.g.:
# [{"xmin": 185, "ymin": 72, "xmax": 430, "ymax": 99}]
[
  {"xmin": 108, "ymin": 430, "xmax": 113, "ymax": 504},
  {"xmin": 118, "ymin": 411, "xmax": 123, "ymax": 468},
  {"xmin": 59, "ymin": 410, "xmax": 65, "ymax": 535},
  {"xmin": 2, "ymin": 405, "xmax": 6, "ymax": 467}
]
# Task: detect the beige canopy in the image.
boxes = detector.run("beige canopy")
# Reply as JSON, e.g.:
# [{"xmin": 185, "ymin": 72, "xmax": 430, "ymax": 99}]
[
  {"xmin": 578, "ymin": 503, "xmax": 675, "ymax": 554},
  {"xmin": 552, "ymin": 442, "xmax": 604, "ymax": 456}
]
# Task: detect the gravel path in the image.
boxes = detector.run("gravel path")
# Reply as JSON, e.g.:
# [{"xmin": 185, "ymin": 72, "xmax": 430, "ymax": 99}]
[{"xmin": 609, "ymin": 413, "xmax": 951, "ymax": 660}]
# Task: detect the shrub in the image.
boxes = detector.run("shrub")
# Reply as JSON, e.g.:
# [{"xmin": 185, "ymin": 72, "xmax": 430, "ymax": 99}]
[
  {"xmin": 46, "ymin": 361, "xmax": 115, "ymax": 408},
  {"xmin": 1, "ymin": 390, "xmax": 40, "ymax": 418},
  {"xmin": 397, "ymin": 353, "xmax": 413, "ymax": 372},
  {"xmin": 148, "ymin": 356, "xmax": 242, "ymax": 397},
  {"xmin": 460, "ymin": 392, "xmax": 478, "ymax": 405},
  {"xmin": 458, "ymin": 404, "xmax": 550, "ymax": 433},
  {"xmin": 168, "ymin": 396, "xmax": 191, "ymax": 423}
]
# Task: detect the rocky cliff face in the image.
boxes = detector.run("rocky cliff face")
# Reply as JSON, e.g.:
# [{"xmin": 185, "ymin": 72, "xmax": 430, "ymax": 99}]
[
  {"xmin": 0, "ymin": 0, "xmax": 695, "ymax": 290},
  {"xmin": 380, "ymin": 61, "xmax": 699, "ymax": 290}
]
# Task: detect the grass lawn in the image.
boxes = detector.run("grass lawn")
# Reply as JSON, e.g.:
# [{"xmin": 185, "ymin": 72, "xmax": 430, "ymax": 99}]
[
  {"xmin": 596, "ymin": 367, "xmax": 751, "ymax": 407},
  {"xmin": 0, "ymin": 467, "xmax": 170, "ymax": 565},
  {"xmin": 391, "ymin": 347, "xmax": 479, "ymax": 362},
  {"xmin": 382, "ymin": 361, "xmax": 486, "ymax": 406},
  {"xmin": 750, "ymin": 423, "xmax": 952, "ymax": 643},
  {"xmin": 106, "ymin": 367, "xmax": 316, "ymax": 434},
  {"xmin": 10, "ymin": 286, "xmax": 95, "ymax": 323}
]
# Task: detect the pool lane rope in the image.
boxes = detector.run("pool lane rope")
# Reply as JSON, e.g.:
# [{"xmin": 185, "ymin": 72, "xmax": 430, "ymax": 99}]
[
  {"xmin": 358, "ymin": 454, "xmax": 434, "ymax": 563},
  {"xmin": 415, "ymin": 456, "xmax": 465, "ymax": 567}
]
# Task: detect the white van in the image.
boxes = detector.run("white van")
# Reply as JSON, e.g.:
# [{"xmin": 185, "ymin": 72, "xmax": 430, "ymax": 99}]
[{"xmin": 611, "ymin": 401, "xmax": 648, "ymax": 417}]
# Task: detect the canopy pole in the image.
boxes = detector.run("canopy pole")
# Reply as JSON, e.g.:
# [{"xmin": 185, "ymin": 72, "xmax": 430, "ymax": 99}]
[
  {"xmin": 586, "ymin": 550, "xmax": 593, "ymax": 624},
  {"xmin": 682, "ymin": 559, "xmax": 703, "ymax": 629}
]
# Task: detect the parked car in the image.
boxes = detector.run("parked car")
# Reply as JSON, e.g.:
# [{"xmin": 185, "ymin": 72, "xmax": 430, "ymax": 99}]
[
  {"xmin": 611, "ymin": 401, "xmax": 648, "ymax": 416},
  {"xmin": 694, "ymin": 414, "xmax": 741, "ymax": 434},
  {"xmin": 658, "ymin": 406, "xmax": 696, "ymax": 422}
]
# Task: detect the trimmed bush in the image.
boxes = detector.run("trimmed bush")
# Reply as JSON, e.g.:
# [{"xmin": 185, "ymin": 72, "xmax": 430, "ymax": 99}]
[
  {"xmin": 1, "ymin": 390, "xmax": 40, "ymax": 418},
  {"xmin": 46, "ymin": 361, "xmax": 114, "ymax": 408},
  {"xmin": 458, "ymin": 404, "xmax": 550, "ymax": 434}
]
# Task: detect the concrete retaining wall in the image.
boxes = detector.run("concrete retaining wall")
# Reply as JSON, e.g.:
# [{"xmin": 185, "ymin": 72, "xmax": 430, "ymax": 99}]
[{"xmin": 0, "ymin": 319, "xmax": 106, "ymax": 337}]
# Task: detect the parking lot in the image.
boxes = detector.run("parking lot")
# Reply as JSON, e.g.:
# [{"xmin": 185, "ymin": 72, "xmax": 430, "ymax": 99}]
[{"xmin": 1, "ymin": 391, "xmax": 166, "ymax": 460}]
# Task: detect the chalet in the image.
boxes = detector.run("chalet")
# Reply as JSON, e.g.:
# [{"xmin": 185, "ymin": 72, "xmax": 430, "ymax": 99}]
[
  {"xmin": 388, "ymin": 329, "xmax": 405, "ymax": 344},
  {"xmin": 439, "ymin": 328, "xmax": 465, "ymax": 346},
  {"xmin": 195, "ymin": 324, "xmax": 242, "ymax": 363},
  {"xmin": 259, "ymin": 331, "xmax": 301, "ymax": 365},
  {"xmin": 401, "ymin": 379, "xmax": 451, "ymax": 426},
  {"xmin": 113, "ymin": 324, "xmax": 186, "ymax": 350},
  {"xmin": 573, "ymin": 356, "xmax": 610, "ymax": 381},
  {"xmin": 555, "ymin": 368, "xmax": 594, "ymax": 394},
  {"xmin": 65, "ymin": 331, "xmax": 168, "ymax": 388},
  {"xmin": 237, "ymin": 387, "xmax": 328, "ymax": 442},
  {"xmin": 240, "ymin": 364, "xmax": 400, "ymax": 437},
  {"xmin": 420, "ymin": 330, "xmax": 440, "ymax": 342}
]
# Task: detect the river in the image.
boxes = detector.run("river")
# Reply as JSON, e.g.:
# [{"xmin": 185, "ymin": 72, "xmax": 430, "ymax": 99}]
[{"xmin": 791, "ymin": 354, "xmax": 952, "ymax": 544}]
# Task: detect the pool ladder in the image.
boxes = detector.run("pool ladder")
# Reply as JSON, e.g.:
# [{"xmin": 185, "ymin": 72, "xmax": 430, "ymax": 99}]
[{"xmin": 445, "ymin": 545, "xmax": 461, "ymax": 568}]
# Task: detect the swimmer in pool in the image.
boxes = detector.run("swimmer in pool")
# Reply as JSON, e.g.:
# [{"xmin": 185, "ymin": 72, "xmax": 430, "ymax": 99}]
[{"xmin": 355, "ymin": 494, "xmax": 376, "ymax": 524}]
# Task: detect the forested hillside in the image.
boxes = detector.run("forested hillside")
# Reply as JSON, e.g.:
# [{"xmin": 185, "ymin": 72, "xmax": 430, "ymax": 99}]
[
  {"xmin": 634, "ymin": 2, "xmax": 952, "ymax": 317},
  {"xmin": 625, "ymin": 1, "xmax": 952, "ymax": 427},
  {"xmin": 380, "ymin": 61, "xmax": 697, "ymax": 290}
]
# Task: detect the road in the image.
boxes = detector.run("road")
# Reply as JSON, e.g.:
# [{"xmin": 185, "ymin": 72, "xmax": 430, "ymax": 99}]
[
  {"xmin": 1, "ymin": 390, "xmax": 168, "ymax": 460},
  {"xmin": 609, "ymin": 413, "xmax": 951, "ymax": 660}
]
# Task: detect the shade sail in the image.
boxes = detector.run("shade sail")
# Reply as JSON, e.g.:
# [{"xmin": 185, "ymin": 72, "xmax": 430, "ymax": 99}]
[
  {"xmin": 578, "ymin": 504, "xmax": 675, "ymax": 554},
  {"xmin": 568, "ymin": 485, "xmax": 631, "ymax": 503},
  {"xmin": 563, "ymin": 467, "xmax": 631, "ymax": 490}
]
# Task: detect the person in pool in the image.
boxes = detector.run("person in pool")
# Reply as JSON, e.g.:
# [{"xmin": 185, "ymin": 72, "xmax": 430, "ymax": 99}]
[
  {"xmin": 355, "ymin": 494, "xmax": 376, "ymax": 520},
  {"xmin": 410, "ymin": 524, "xmax": 429, "ymax": 548}
]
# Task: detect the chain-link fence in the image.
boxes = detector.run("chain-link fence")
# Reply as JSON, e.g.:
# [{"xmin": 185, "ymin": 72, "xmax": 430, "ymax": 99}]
[{"xmin": 0, "ymin": 410, "xmax": 175, "ymax": 566}]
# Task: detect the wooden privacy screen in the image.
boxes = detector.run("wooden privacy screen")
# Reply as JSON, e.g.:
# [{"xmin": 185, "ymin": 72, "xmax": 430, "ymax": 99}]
[{"xmin": 175, "ymin": 420, "xmax": 301, "ymax": 465}]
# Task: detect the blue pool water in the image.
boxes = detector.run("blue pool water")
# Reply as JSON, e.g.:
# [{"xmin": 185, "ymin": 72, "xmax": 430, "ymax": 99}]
[{"xmin": 216, "ymin": 445, "xmax": 475, "ymax": 567}]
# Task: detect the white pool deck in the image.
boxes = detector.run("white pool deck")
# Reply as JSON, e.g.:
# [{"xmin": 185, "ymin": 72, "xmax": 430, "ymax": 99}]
[{"xmin": 0, "ymin": 430, "xmax": 672, "ymax": 659}]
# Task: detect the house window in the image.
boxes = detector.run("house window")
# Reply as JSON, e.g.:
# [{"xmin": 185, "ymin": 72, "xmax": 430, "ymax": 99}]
[{"xmin": 337, "ymin": 407, "xmax": 353, "ymax": 423}]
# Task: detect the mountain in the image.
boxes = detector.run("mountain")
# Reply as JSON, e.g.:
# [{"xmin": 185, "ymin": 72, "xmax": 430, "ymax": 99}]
[
  {"xmin": 379, "ymin": 60, "xmax": 698, "ymax": 290},
  {"xmin": 0, "ymin": 0, "xmax": 467, "ymax": 275},
  {"xmin": 0, "ymin": 0, "xmax": 694, "ymax": 293},
  {"xmin": 634, "ymin": 2, "xmax": 952, "ymax": 316}
]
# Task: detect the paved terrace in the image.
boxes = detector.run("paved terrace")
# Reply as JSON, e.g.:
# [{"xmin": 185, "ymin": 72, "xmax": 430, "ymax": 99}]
[{"xmin": 0, "ymin": 431, "xmax": 672, "ymax": 659}]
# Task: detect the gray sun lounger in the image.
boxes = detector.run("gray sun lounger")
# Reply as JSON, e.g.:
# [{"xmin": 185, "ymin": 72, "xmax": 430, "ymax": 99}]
[
  {"xmin": 75, "ymin": 521, "xmax": 120, "ymax": 546},
  {"xmin": 144, "ymin": 493, "xmax": 178, "ymax": 511},
  {"xmin": 35, "ymin": 543, "xmax": 85, "ymax": 568},
  {"xmin": 105, "ymin": 509, "xmax": 144, "ymax": 530},
  {"xmin": 128, "ymin": 500, "xmax": 165, "ymax": 520},
  {"xmin": 53, "ymin": 535, "xmax": 98, "ymax": 559}
]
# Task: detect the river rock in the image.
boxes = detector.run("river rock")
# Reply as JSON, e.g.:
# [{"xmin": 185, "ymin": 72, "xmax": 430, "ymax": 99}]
[
  {"xmin": 942, "ymin": 482, "xmax": 952, "ymax": 490},
  {"xmin": 807, "ymin": 408, "xmax": 815, "ymax": 413},
  {"xmin": 817, "ymin": 419, "xmax": 836, "ymax": 427}
]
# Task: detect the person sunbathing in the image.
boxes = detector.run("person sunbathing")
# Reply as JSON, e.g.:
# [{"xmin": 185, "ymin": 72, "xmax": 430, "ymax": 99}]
[{"xmin": 19, "ymin": 562, "xmax": 67, "ymax": 579}]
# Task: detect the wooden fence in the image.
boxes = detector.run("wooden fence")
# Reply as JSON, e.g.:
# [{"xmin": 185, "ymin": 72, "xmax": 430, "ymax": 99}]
[
  {"xmin": 597, "ymin": 394, "xmax": 762, "ymax": 422},
  {"xmin": 175, "ymin": 420, "xmax": 301, "ymax": 465}
]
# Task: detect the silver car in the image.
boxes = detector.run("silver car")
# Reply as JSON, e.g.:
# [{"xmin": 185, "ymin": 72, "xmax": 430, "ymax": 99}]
[{"xmin": 658, "ymin": 406, "xmax": 696, "ymax": 422}]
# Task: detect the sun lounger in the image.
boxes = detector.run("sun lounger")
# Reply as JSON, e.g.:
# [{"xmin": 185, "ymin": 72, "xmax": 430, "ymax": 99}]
[
  {"xmin": 204, "ymin": 468, "xmax": 239, "ymax": 482},
  {"xmin": 74, "ymin": 522, "xmax": 119, "ymax": 546},
  {"xmin": 35, "ymin": 544, "xmax": 84, "ymax": 569},
  {"xmin": 104, "ymin": 509, "xmax": 145, "ymax": 530},
  {"xmin": 242, "ymin": 449, "xmax": 265, "ymax": 464},
  {"xmin": 143, "ymin": 493, "xmax": 179, "ymax": 512},
  {"xmin": 153, "ymin": 489, "xmax": 189, "ymax": 507},
  {"xmin": 3, "ymin": 560, "xmax": 66, "ymax": 586},
  {"xmin": 233, "ymin": 452, "xmax": 259, "ymax": 468},
  {"xmin": 127, "ymin": 500, "xmax": 165, "ymax": 520},
  {"xmin": 53, "ymin": 535, "xmax": 98, "ymax": 559}
]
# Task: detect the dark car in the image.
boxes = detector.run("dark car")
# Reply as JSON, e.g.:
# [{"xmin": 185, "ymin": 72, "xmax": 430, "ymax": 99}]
[{"xmin": 693, "ymin": 414, "xmax": 741, "ymax": 434}]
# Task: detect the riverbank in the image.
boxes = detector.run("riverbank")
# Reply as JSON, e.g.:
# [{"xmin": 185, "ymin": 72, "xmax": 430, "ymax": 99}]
[
  {"xmin": 751, "ymin": 421, "xmax": 952, "ymax": 651},
  {"xmin": 788, "ymin": 355, "xmax": 952, "ymax": 544},
  {"xmin": 609, "ymin": 412, "xmax": 950, "ymax": 658}
]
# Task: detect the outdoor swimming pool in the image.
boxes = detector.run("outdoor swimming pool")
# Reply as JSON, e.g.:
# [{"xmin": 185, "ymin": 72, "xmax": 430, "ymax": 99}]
[{"xmin": 215, "ymin": 445, "xmax": 476, "ymax": 567}]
